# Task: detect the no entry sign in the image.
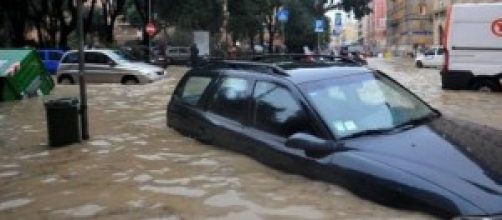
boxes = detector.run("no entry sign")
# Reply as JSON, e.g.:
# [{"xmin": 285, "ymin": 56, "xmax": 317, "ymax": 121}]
[
  {"xmin": 492, "ymin": 18, "xmax": 502, "ymax": 37},
  {"xmin": 146, "ymin": 22, "xmax": 156, "ymax": 37}
]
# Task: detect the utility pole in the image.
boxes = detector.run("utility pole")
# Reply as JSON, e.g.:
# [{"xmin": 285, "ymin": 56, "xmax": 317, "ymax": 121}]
[
  {"xmin": 148, "ymin": 0, "xmax": 152, "ymax": 62},
  {"xmin": 77, "ymin": 0, "xmax": 89, "ymax": 140},
  {"xmin": 317, "ymin": 31, "xmax": 321, "ymax": 53},
  {"xmin": 143, "ymin": 0, "xmax": 150, "ymax": 62}
]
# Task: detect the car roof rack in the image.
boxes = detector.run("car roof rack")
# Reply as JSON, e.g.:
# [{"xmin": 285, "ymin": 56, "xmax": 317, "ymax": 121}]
[
  {"xmin": 204, "ymin": 59, "xmax": 289, "ymax": 76},
  {"xmin": 251, "ymin": 54, "xmax": 361, "ymax": 66}
]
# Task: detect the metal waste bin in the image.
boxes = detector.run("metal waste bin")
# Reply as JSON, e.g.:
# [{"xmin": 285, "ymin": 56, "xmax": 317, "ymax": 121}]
[{"xmin": 44, "ymin": 98, "xmax": 81, "ymax": 147}]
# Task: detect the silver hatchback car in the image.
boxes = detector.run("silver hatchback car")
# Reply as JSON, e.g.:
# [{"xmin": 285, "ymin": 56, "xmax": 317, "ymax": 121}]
[{"xmin": 57, "ymin": 49, "xmax": 167, "ymax": 85}]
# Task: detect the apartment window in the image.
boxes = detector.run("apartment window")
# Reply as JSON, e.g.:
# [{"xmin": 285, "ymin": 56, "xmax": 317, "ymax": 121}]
[{"xmin": 419, "ymin": 4, "xmax": 427, "ymax": 15}]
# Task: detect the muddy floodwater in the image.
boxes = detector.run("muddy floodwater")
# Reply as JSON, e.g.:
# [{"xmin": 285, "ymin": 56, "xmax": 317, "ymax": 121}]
[{"xmin": 0, "ymin": 59, "xmax": 501, "ymax": 219}]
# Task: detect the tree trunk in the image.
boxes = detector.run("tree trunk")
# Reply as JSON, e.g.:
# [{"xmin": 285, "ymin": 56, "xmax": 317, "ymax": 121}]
[
  {"xmin": 105, "ymin": 20, "xmax": 115, "ymax": 43},
  {"xmin": 4, "ymin": 1, "xmax": 28, "ymax": 47},
  {"xmin": 259, "ymin": 29, "xmax": 264, "ymax": 46},
  {"xmin": 267, "ymin": 22, "xmax": 274, "ymax": 54},
  {"xmin": 84, "ymin": 0, "xmax": 97, "ymax": 39},
  {"xmin": 249, "ymin": 32, "xmax": 255, "ymax": 55}
]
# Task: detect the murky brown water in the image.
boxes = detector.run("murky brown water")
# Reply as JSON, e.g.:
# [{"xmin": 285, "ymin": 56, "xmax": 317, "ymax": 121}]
[{"xmin": 1, "ymin": 60, "xmax": 500, "ymax": 219}]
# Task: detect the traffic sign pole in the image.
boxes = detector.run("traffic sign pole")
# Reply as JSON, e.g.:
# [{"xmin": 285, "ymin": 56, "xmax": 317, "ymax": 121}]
[
  {"xmin": 314, "ymin": 19, "xmax": 324, "ymax": 53},
  {"xmin": 277, "ymin": 8, "xmax": 289, "ymax": 53},
  {"xmin": 77, "ymin": 0, "xmax": 89, "ymax": 140}
]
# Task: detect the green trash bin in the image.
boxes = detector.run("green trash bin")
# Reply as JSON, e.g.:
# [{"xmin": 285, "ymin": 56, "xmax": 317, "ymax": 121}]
[
  {"xmin": 0, "ymin": 49, "xmax": 55, "ymax": 102},
  {"xmin": 45, "ymin": 98, "xmax": 81, "ymax": 147}
]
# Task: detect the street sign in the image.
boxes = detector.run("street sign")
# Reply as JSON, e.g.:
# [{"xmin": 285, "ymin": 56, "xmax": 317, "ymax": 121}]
[
  {"xmin": 277, "ymin": 9, "xmax": 289, "ymax": 22},
  {"xmin": 146, "ymin": 22, "xmax": 156, "ymax": 37},
  {"xmin": 491, "ymin": 18, "xmax": 502, "ymax": 37},
  {"xmin": 314, "ymin": 19, "xmax": 324, "ymax": 33}
]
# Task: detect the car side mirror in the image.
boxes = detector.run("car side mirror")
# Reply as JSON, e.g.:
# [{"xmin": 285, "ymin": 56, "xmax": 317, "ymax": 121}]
[{"xmin": 285, "ymin": 133, "xmax": 337, "ymax": 156}]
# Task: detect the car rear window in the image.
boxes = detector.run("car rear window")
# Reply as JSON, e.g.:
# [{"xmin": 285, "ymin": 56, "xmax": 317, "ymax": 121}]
[
  {"xmin": 62, "ymin": 52, "xmax": 78, "ymax": 63},
  {"xmin": 179, "ymin": 76, "xmax": 213, "ymax": 105}
]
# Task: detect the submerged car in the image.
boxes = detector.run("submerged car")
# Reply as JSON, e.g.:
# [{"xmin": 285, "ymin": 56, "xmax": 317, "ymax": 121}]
[
  {"xmin": 57, "ymin": 49, "xmax": 167, "ymax": 85},
  {"xmin": 167, "ymin": 61, "xmax": 502, "ymax": 218}
]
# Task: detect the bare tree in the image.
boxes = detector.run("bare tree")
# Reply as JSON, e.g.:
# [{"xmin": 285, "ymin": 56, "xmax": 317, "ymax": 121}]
[{"xmin": 100, "ymin": 0, "xmax": 126, "ymax": 43}]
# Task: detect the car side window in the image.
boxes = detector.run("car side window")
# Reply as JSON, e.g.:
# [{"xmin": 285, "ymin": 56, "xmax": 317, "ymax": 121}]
[
  {"xmin": 424, "ymin": 50, "xmax": 434, "ymax": 56},
  {"xmin": 253, "ymin": 81, "xmax": 313, "ymax": 138},
  {"xmin": 179, "ymin": 76, "xmax": 213, "ymax": 105},
  {"xmin": 437, "ymin": 48, "xmax": 444, "ymax": 55},
  {"xmin": 62, "ymin": 53, "xmax": 78, "ymax": 63},
  {"xmin": 85, "ymin": 52, "xmax": 110, "ymax": 64},
  {"xmin": 208, "ymin": 77, "xmax": 249, "ymax": 122},
  {"xmin": 49, "ymin": 51, "xmax": 63, "ymax": 61}
]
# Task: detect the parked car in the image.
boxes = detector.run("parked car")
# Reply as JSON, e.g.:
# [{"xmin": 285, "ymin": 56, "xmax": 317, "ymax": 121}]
[
  {"xmin": 415, "ymin": 47, "xmax": 444, "ymax": 68},
  {"xmin": 57, "ymin": 49, "xmax": 167, "ymax": 85},
  {"xmin": 442, "ymin": 3, "xmax": 502, "ymax": 92},
  {"xmin": 167, "ymin": 60, "xmax": 502, "ymax": 218},
  {"xmin": 165, "ymin": 46, "xmax": 191, "ymax": 65},
  {"xmin": 120, "ymin": 45, "xmax": 168, "ymax": 68},
  {"xmin": 38, "ymin": 49, "xmax": 66, "ymax": 74}
]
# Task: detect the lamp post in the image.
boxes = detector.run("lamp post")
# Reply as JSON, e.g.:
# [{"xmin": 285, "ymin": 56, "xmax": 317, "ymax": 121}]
[{"xmin": 77, "ymin": 0, "xmax": 89, "ymax": 140}]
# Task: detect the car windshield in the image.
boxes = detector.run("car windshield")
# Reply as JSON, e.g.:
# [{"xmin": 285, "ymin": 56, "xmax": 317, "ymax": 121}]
[
  {"xmin": 109, "ymin": 50, "xmax": 135, "ymax": 63},
  {"xmin": 301, "ymin": 73, "xmax": 436, "ymax": 139}
]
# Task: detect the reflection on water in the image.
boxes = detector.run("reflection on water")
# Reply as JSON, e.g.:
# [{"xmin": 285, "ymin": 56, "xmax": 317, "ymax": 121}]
[{"xmin": 0, "ymin": 63, "xmax": 486, "ymax": 219}]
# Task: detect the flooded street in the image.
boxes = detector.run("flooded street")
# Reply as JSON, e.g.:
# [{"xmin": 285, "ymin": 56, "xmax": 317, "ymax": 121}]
[{"xmin": 0, "ymin": 59, "xmax": 501, "ymax": 219}]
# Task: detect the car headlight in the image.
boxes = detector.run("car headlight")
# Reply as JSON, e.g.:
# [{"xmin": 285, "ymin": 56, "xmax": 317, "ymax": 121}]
[{"xmin": 453, "ymin": 215, "xmax": 502, "ymax": 220}]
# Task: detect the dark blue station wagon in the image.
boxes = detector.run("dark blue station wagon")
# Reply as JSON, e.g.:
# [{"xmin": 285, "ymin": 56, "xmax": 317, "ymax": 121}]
[{"xmin": 167, "ymin": 61, "xmax": 502, "ymax": 219}]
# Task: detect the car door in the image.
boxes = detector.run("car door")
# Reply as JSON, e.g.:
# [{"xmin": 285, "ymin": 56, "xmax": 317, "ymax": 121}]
[
  {"xmin": 47, "ymin": 51, "xmax": 64, "ymax": 74},
  {"xmin": 168, "ymin": 72, "xmax": 217, "ymax": 138},
  {"xmin": 422, "ymin": 50, "xmax": 435, "ymax": 66},
  {"xmin": 37, "ymin": 51, "xmax": 49, "ymax": 72},
  {"xmin": 84, "ymin": 52, "xmax": 115, "ymax": 83},
  {"xmin": 203, "ymin": 75, "xmax": 254, "ymax": 153},
  {"xmin": 241, "ymin": 80, "xmax": 324, "ymax": 170}
]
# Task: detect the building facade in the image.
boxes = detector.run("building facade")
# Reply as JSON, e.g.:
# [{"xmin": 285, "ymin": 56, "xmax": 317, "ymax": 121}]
[
  {"xmin": 326, "ymin": 10, "xmax": 360, "ymax": 47},
  {"xmin": 386, "ymin": 0, "xmax": 434, "ymax": 55},
  {"xmin": 360, "ymin": 0, "xmax": 387, "ymax": 54}
]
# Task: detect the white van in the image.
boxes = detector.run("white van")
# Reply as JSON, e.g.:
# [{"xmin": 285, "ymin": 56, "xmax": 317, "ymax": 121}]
[
  {"xmin": 441, "ymin": 3, "xmax": 502, "ymax": 92},
  {"xmin": 415, "ymin": 46, "xmax": 444, "ymax": 68}
]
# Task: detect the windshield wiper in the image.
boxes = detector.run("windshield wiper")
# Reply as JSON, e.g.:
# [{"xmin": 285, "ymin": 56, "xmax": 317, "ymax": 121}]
[
  {"xmin": 396, "ymin": 112, "xmax": 439, "ymax": 129},
  {"xmin": 340, "ymin": 127, "xmax": 397, "ymax": 140},
  {"xmin": 340, "ymin": 112, "xmax": 440, "ymax": 140}
]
